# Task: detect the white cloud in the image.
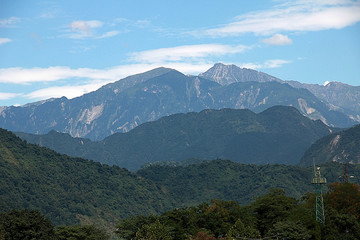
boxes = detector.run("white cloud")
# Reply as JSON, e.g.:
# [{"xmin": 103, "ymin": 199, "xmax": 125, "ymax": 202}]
[
  {"xmin": 70, "ymin": 20, "xmax": 103, "ymax": 32},
  {"xmin": 67, "ymin": 20, "xmax": 102, "ymax": 39},
  {"xmin": 129, "ymin": 44, "xmax": 251, "ymax": 64},
  {"xmin": 262, "ymin": 34, "xmax": 293, "ymax": 45},
  {"xmin": 0, "ymin": 38, "xmax": 12, "ymax": 45},
  {"xmin": 0, "ymin": 63, "xmax": 205, "ymax": 86},
  {"xmin": 0, "ymin": 17, "xmax": 20, "ymax": 28},
  {"xmin": 25, "ymin": 83, "xmax": 105, "ymax": 100},
  {"xmin": 12, "ymin": 63, "xmax": 211, "ymax": 101},
  {"xmin": 198, "ymin": 0, "xmax": 360, "ymax": 37},
  {"xmin": 64, "ymin": 20, "xmax": 120, "ymax": 39},
  {"xmin": 0, "ymin": 92, "xmax": 21, "ymax": 100},
  {"xmin": 98, "ymin": 30, "xmax": 120, "ymax": 39},
  {"xmin": 241, "ymin": 59, "xmax": 291, "ymax": 69}
]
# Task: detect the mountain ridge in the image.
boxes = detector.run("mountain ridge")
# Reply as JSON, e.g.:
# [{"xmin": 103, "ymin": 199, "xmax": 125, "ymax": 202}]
[
  {"xmin": 17, "ymin": 106, "xmax": 334, "ymax": 170},
  {"xmin": 1, "ymin": 64, "xmax": 358, "ymax": 140},
  {"xmin": 299, "ymin": 124, "xmax": 360, "ymax": 166}
]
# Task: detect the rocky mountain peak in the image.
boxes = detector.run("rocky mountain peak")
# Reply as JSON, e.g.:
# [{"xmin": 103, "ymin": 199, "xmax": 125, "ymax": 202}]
[{"xmin": 199, "ymin": 63, "xmax": 281, "ymax": 85}]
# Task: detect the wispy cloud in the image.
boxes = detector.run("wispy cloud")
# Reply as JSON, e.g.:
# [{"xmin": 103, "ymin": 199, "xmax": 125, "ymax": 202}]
[
  {"xmin": 0, "ymin": 17, "xmax": 20, "ymax": 28},
  {"xmin": 0, "ymin": 92, "xmax": 21, "ymax": 100},
  {"xmin": 0, "ymin": 38, "xmax": 12, "ymax": 45},
  {"xmin": 0, "ymin": 62, "xmax": 213, "ymax": 85},
  {"xmin": 241, "ymin": 59, "xmax": 292, "ymax": 69},
  {"xmin": 25, "ymin": 83, "xmax": 105, "ymax": 100},
  {"xmin": 1, "ymin": 62, "xmax": 212, "ymax": 102},
  {"xmin": 98, "ymin": 30, "xmax": 120, "ymax": 39},
  {"xmin": 68, "ymin": 20, "xmax": 103, "ymax": 39},
  {"xmin": 197, "ymin": 0, "xmax": 360, "ymax": 37},
  {"xmin": 129, "ymin": 44, "xmax": 251, "ymax": 64},
  {"xmin": 62, "ymin": 20, "xmax": 119, "ymax": 39},
  {"xmin": 262, "ymin": 34, "xmax": 293, "ymax": 45}
]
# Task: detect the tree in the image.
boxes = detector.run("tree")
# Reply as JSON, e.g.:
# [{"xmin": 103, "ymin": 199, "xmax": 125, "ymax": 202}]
[
  {"xmin": 115, "ymin": 215, "xmax": 158, "ymax": 239},
  {"xmin": 190, "ymin": 231, "xmax": 216, "ymax": 240},
  {"xmin": 135, "ymin": 219, "xmax": 173, "ymax": 240},
  {"xmin": 227, "ymin": 218, "xmax": 260, "ymax": 239},
  {"xmin": 327, "ymin": 182, "xmax": 360, "ymax": 219},
  {"xmin": 0, "ymin": 209, "xmax": 57, "ymax": 240},
  {"xmin": 251, "ymin": 188, "xmax": 298, "ymax": 235},
  {"xmin": 55, "ymin": 225, "xmax": 110, "ymax": 240},
  {"xmin": 266, "ymin": 220, "xmax": 311, "ymax": 240}
]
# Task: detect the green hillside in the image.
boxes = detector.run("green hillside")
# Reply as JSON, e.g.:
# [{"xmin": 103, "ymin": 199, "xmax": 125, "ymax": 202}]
[
  {"xmin": 300, "ymin": 124, "xmax": 360, "ymax": 166},
  {"xmin": 137, "ymin": 160, "xmax": 360, "ymax": 207},
  {"xmin": 2, "ymin": 127, "xmax": 360, "ymax": 234},
  {"xmin": 0, "ymin": 128, "xmax": 175, "ymax": 227},
  {"xmin": 17, "ymin": 106, "xmax": 334, "ymax": 170}
]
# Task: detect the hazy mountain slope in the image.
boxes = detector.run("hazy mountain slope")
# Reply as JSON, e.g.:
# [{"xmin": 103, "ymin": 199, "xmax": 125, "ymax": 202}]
[
  {"xmin": 3, "ymin": 127, "xmax": 360, "ymax": 229},
  {"xmin": 0, "ymin": 128, "xmax": 175, "ymax": 226},
  {"xmin": 137, "ymin": 160, "xmax": 360, "ymax": 207},
  {"xmin": 200, "ymin": 63, "xmax": 360, "ymax": 125},
  {"xmin": 17, "ymin": 106, "xmax": 334, "ymax": 170},
  {"xmin": 287, "ymin": 80, "xmax": 360, "ymax": 122},
  {"xmin": 211, "ymin": 81, "xmax": 355, "ymax": 127},
  {"xmin": 299, "ymin": 124, "xmax": 360, "ymax": 166},
  {"xmin": 1, "ymin": 65, "xmax": 356, "ymax": 140}
]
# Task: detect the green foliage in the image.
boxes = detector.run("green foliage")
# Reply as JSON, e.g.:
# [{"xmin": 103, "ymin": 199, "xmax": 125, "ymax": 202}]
[
  {"xmin": 18, "ymin": 106, "xmax": 334, "ymax": 170},
  {"xmin": 115, "ymin": 215, "xmax": 158, "ymax": 240},
  {"xmin": 226, "ymin": 219, "xmax": 260, "ymax": 239},
  {"xmin": 327, "ymin": 182, "xmax": 360, "ymax": 219},
  {"xmin": 116, "ymin": 200, "xmax": 254, "ymax": 239},
  {"xmin": 251, "ymin": 189, "xmax": 299, "ymax": 235},
  {"xmin": 134, "ymin": 219, "xmax": 172, "ymax": 240},
  {"xmin": 116, "ymin": 185, "xmax": 360, "ymax": 240},
  {"xmin": 266, "ymin": 220, "xmax": 311, "ymax": 239},
  {"xmin": 55, "ymin": 225, "xmax": 110, "ymax": 240},
  {"xmin": 0, "ymin": 209, "xmax": 57, "ymax": 240},
  {"xmin": 138, "ymin": 160, "xmax": 314, "ymax": 206},
  {"xmin": 300, "ymin": 124, "xmax": 360, "ymax": 166},
  {"xmin": 0, "ymin": 128, "xmax": 175, "ymax": 228}
]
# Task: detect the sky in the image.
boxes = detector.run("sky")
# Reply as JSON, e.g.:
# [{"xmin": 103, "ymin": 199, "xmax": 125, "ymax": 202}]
[{"xmin": 0, "ymin": 0, "xmax": 360, "ymax": 107}]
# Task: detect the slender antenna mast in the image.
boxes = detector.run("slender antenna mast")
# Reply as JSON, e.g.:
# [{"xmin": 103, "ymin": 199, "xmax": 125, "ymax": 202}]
[
  {"xmin": 311, "ymin": 160, "xmax": 327, "ymax": 224},
  {"xmin": 341, "ymin": 163, "xmax": 349, "ymax": 183}
]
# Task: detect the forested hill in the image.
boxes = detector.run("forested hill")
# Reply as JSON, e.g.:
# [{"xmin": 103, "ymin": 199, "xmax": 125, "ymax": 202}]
[
  {"xmin": 137, "ymin": 159, "xmax": 360, "ymax": 206},
  {"xmin": 2, "ymin": 127, "xmax": 360, "ymax": 231},
  {"xmin": 300, "ymin": 124, "xmax": 360, "ymax": 166},
  {"xmin": 17, "ymin": 106, "xmax": 334, "ymax": 170},
  {"xmin": 0, "ymin": 128, "xmax": 175, "ymax": 227}
]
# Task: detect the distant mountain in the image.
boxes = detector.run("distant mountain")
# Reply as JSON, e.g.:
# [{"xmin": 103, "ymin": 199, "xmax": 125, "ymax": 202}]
[
  {"xmin": 3, "ymin": 127, "xmax": 360, "ymax": 229},
  {"xmin": 286, "ymin": 80, "xmax": 360, "ymax": 123},
  {"xmin": 199, "ymin": 63, "xmax": 281, "ymax": 85},
  {"xmin": 201, "ymin": 63, "xmax": 360, "ymax": 125},
  {"xmin": 299, "ymin": 124, "xmax": 360, "ymax": 166},
  {"xmin": 0, "ymin": 128, "xmax": 174, "ymax": 226},
  {"xmin": 17, "ymin": 106, "xmax": 334, "ymax": 170},
  {"xmin": 1, "ymin": 65, "xmax": 357, "ymax": 140}
]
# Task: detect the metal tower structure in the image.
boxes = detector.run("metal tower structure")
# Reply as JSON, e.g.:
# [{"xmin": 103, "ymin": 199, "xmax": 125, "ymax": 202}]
[
  {"xmin": 341, "ymin": 163, "xmax": 349, "ymax": 183},
  {"xmin": 311, "ymin": 165, "xmax": 327, "ymax": 224}
]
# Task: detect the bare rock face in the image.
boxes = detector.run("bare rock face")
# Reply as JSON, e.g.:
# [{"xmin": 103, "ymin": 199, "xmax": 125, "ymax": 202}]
[
  {"xmin": 199, "ymin": 63, "xmax": 280, "ymax": 85},
  {"xmin": 299, "ymin": 124, "xmax": 360, "ymax": 166}
]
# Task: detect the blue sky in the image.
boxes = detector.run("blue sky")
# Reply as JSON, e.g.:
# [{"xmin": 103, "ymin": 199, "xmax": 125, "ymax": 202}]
[{"xmin": 0, "ymin": 0, "xmax": 359, "ymax": 106}]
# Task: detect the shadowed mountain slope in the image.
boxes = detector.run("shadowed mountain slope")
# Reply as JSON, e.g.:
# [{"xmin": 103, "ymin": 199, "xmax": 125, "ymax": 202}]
[{"xmin": 17, "ymin": 106, "xmax": 334, "ymax": 170}]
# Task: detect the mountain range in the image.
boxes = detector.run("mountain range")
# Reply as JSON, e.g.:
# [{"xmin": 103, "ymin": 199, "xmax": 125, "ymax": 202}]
[
  {"xmin": 17, "ymin": 106, "xmax": 334, "ymax": 170},
  {"xmin": 1, "ymin": 63, "xmax": 359, "ymax": 140},
  {"xmin": 2, "ymin": 127, "xmax": 360, "ymax": 228}
]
